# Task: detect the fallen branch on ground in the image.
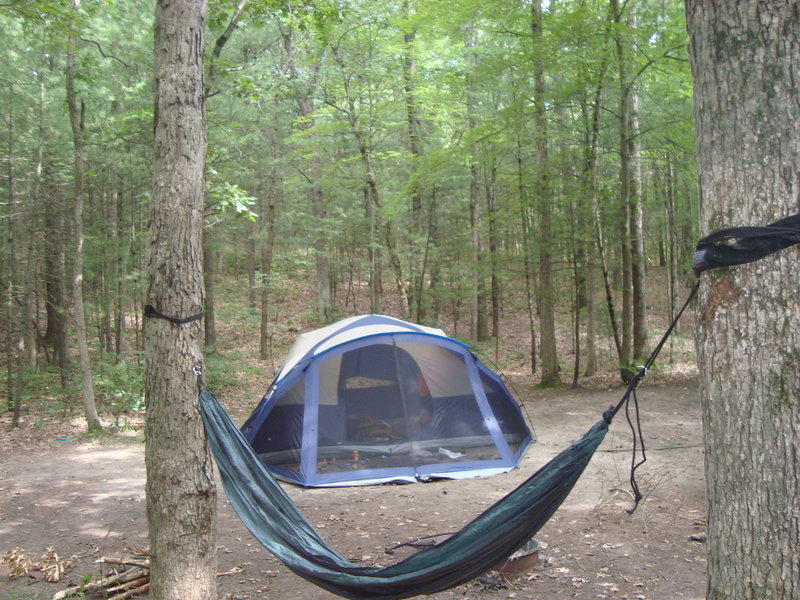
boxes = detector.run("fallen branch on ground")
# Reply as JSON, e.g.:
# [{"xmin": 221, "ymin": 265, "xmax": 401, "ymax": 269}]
[
  {"xmin": 52, "ymin": 550, "xmax": 248, "ymax": 600},
  {"xmin": 52, "ymin": 556, "xmax": 149, "ymax": 600}
]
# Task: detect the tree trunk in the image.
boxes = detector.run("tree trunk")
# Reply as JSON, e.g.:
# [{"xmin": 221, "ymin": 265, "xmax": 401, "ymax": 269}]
[
  {"xmin": 402, "ymin": 1, "xmax": 428, "ymax": 323},
  {"xmin": 4, "ymin": 82, "xmax": 21, "ymax": 424},
  {"xmin": 517, "ymin": 130, "xmax": 537, "ymax": 376},
  {"xmin": 329, "ymin": 40, "xmax": 408, "ymax": 317},
  {"xmin": 532, "ymin": 0, "xmax": 560, "ymax": 386},
  {"xmin": 26, "ymin": 67, "xmax": 47, "ymax": 370},
  {"xmin": 66, "ymin": 0, "xmax": 102, "ymax": 432},
  {"xmin": 42, "ymin": 188, "xmax": 69, "ymax": 378},
  {"xmin": 628, "ymin": 85, "xmax": 647, "ymax": 363},
  {"xmin": 687, "ymin": 2, "xmax": 800, "ymax": 598},
  {"xmin": 468, "ymin": 160, "xmax": 486, "ymax": 342},
  {"xmin": 310, "ymin": 154, "xmax": 332, "ymax": 323},
  {"xmin": 465, "ymin": 22, "xmax": 484, "ymax": 343},
  {"xmin": 485, "ymin": 162, "xmax": 500, "ymax": 340},
  {"xmin": 260, "ymin": 110, "xmax": 279, "ymax": 361},
  {"xmin": 203, "ymin": 232, "xmax": 216, "ymax": 352},
  {"xmin": 582, "ymin": 70, "xmax": 606, "ymax": 377},
  {"xmin": 612, "ymin": 0, "xmax": 633, "ymax": 376},
  {"xmin": 281, "ymin": 26, "xmax": 331, "ymax": 324},
  {"xmin": 146, "ymin": 2, "xmax": 217, "ymax": 599}
]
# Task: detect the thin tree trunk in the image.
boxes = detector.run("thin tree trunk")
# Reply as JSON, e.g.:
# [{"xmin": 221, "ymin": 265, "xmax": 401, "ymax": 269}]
[
  {"xmin": 469, "ymin": 161, "xmax": 482, "ymax": 342},
  {"xmin": 146, "ymin": 2, "xmax": 217, "ymax": 598},
  {"xmin": 485, "ymin": 162, "xmax": 500, "ymax": 340},
  {"xmin": 402, "ymin": 0, "xmax": 427, "ymax": 322},
  {"xmin": 4, "ymin": 82, "xmax": 21, "ymax": 424},
  {"xmin": 203, "ymin": 233, "xmax": 216, "ymax": 352},
  {"xmin": 627, "ymin": 31, "xmax": 647, "ymax": 363},
  {"xmin": 465, "ymin": 22, "xmax": 484, "ymax": 343},
  {"xmin": 532, "ymin": 0, "xmax": 560, "ymax": 386},
  {"xmin": 612, "ymin": 0, "xmax": 633, "ymax": 377},
  {"xmin": 259, "ymin": 184, "xmax": 276, "ymax": 362},
  {"xmin": 427, "ymin": 188, "xmax": 441, "ymax": 321},
  {"xmin": 66, "ymin": 0, "xmax": 101, "ymax": 431},
  {"xmin": 328, "ymin": 41, "xmax": 408, "ymax": 316},
  {"xmin": 25, "ymin": 67, "xmax": 46, "ymax": 369},
  {"xmin": 516, "ymin": 128, "xmax": 537, "ymax": 376},
  {"xmin": 42, "ymin": 189, "xmax": 69, "ymax": 380},
  {"xmin": 281, "ymin": 26, "xmax": 331, "ymax": 323},
  {"xmin": 587, "ymin": 65, "xmax": 622, "ymax": 361},
  {"xmin": 259, "ymin": 109, "xmax": 279, "ymax": 361}
]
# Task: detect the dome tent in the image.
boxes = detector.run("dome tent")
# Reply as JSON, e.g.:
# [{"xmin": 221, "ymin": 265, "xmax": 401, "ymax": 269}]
[{"xmin": 241, "ymin": 314, "xmax": 535, "ymax": 487}]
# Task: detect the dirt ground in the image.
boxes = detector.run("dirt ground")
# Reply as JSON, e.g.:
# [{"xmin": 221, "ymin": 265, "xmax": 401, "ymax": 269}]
[{"xmin": 0, "ymin": 377, "xmax": 706, "ymax": 600}]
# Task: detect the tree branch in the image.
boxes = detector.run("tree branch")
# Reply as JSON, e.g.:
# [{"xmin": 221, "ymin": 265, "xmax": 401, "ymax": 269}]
[
  {"xmin": 79, "ymin": 37, "xmax": 131, "ymax": 67},
  {"xmin": 206, "ymin": 0, "xmax": 248, "ymax": 97}
]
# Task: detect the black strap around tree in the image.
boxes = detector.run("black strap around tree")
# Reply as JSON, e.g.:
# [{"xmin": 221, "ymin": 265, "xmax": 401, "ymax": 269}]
[
  {"xmin": 692, "ymin": 212, "xmax": 800, "ymax": 274},
  {"xmin": 144, "ymin": 304, "xmax": 204, "ymax": 325}
]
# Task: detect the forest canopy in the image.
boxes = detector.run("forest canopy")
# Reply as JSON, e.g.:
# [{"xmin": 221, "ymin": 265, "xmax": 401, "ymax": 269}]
[{"xmin": 0, "ymin": 0, "xmax": 696, "ymax": 420}]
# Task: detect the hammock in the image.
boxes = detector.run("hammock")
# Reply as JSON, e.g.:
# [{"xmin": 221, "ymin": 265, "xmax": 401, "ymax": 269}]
[
  {"xmin": 200, "ymin": 388, "xmax": 608, "ymax": 599},
  {"xmin": 197, "ymin": 213, "xmax": 800, "ymax": 600}
]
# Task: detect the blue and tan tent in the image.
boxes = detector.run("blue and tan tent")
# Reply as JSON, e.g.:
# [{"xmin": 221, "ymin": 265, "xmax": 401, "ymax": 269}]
[{"xmin": 241, "ymin": 314, "xmax": 534, "ymax": 487}]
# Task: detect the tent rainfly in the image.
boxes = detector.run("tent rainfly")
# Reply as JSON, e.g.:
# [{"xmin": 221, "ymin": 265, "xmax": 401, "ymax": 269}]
[{"xmin": 241, "ymin": 314, "xmax": 535, "ymax": 487}]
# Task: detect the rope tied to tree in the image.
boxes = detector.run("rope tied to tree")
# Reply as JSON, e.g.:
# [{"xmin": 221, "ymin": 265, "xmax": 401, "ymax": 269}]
[
  {"xmin": 605, "ymin": 280, "xmax": 701, "ymax": 512},
  {"xmin": 608, "ymin": 211, "xmax": 800, "ymax": 512}
]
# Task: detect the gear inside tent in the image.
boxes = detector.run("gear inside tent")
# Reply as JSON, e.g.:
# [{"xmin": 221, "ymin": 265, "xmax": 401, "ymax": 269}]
[{"xmin": 241, "ymin": 314, "xmax": 535, "ymax": 487}]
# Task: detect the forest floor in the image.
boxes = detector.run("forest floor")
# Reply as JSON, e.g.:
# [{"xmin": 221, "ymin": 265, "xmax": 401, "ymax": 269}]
[
  {"xmin": 0, "ymin": 375, "xmax": 706, "ymax": 600},
  {"xmin": 1, "ymin": 271, "xmax": 707, "ymax": 599}
]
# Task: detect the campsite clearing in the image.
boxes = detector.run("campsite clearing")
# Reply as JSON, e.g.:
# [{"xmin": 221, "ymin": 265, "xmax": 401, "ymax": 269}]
[{"xmin": 0, "ymin": 378, "xmax": 705, "ymax": 600}]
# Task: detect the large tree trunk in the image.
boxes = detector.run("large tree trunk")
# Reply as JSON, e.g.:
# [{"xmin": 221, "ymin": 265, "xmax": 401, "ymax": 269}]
[
  {"xmin": 687, "ymin": 2, "xmax": 800, "ymax": 598},
  {"xmin": 146, "ymin": 1, "xmax": 217, "ymax": 599}
]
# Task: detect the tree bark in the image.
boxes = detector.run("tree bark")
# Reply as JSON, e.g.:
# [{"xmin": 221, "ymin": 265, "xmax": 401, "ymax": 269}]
[
  {"xmin": 4, "ymin": 82, "xmax": 21, "ymax": 424},
  {"xmin": 42, "ymin": 186, "xmax": 69, "ymax": 379},
  {"xmin": 66, "ymin": 0, "xmax": 102, "ymax": 431},
  {"xmin": 628, "ymin": 82, "xmax": 647, "ymax": 363},
  {"xmin": 687, "ymin": 2, "xmax": 800, "ymax": 598},
  {"xmin": 611, "ymin": 0, "xmax": 633, "ymax": 375},
  {"xmin": 581, "ymin": 68, "xmax": 607, "ymax": 377},
  {"xmin": 146, "ymin": 1, "xmax": 217, "ymax": 599},
  {"xmin": 532, "ymin": 0, "xmax": 560, "ymax": 385},
  {"xmin": 402, "ymin": 1, "xmax": 428, "ymax": 323},
  {"xmin": 259, "ymin": 180, "xmax": 276, "ymax": 362},
  {"xmin": 259, "ymin": 104, "xmax": 280, "ymax": 361}
]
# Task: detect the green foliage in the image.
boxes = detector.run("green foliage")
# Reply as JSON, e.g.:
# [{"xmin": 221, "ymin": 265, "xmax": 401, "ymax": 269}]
[
  {"xmin": 0, "ymin": 0, "xmax": 698, "ymax": 405},
  {"xmin": 206, "ymin": 176, "xmax": 259, "ymax": 222},
  {"xmin": 92, "ymin": 356, "xmax": 145, "ymax": 424}
]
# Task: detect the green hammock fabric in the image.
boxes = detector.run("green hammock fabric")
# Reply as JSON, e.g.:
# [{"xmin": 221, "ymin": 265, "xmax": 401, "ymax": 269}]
[
  {"xmin": 193, "ymin": 214, "xmax": 800, "ymax": 599},
  {"xmin": 199, "ymin": 389, "xmax": 608, "ymax": 600}
]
